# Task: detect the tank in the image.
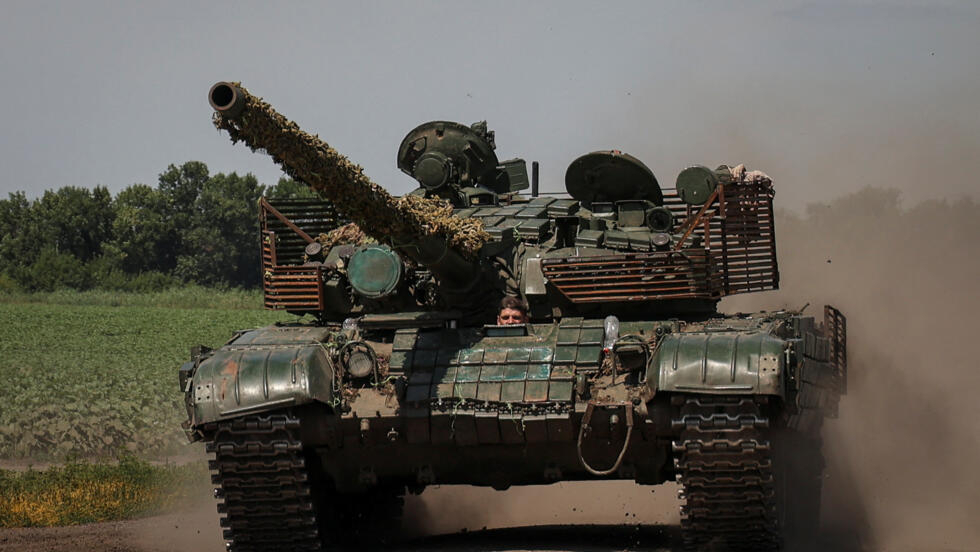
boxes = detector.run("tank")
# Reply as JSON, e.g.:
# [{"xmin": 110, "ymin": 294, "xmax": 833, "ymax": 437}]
[{"xmin": 179, "ymin": 82, "xmax": 848, "ymax": 551}]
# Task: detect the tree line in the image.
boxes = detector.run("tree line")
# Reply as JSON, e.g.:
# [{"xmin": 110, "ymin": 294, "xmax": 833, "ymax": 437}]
[{"xmin": 0, "ymin": 161, "xmax": 314, "ymax": 292}]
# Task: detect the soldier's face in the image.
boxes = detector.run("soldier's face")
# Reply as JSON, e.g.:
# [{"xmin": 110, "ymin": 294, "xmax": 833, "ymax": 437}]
[{"xmin": 497, "ymin": 308, "xmax": 527, "ymax": 325}]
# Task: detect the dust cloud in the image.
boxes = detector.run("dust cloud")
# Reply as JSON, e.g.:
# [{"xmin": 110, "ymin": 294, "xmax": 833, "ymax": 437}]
[
  {"xmin": 726, "ymin": 188, "xmax": 980, "ymax": 550},
  {"xmin": 403, "ymin": 188, "xmax": 979, "ymax": 551},
  {"xmin": 657, "ymin": 72, "xmax": 980, "ymax": 549}
]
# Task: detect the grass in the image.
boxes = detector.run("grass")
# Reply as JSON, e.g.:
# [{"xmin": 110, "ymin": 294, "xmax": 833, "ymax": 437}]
[
  {"xmin": 0, "ymin": 456, "xmax": 210, "ymax": 527},
  {"xmin": 0, "ymin": 289, "xmax": 299, "ymax": 459},
  {"xmin": 0, "ymin": 286, "xmax": 268, "ymax": 309}
]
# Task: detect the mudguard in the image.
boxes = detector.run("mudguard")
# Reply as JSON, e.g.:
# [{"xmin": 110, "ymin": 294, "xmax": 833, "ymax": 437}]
[
  {"xmin": 649, "ymin": 331, "xmax": 785, "ymax": 396},
  {"xmin": 187, "ymin": 325, "xmax": 336, "ymax": 426}
]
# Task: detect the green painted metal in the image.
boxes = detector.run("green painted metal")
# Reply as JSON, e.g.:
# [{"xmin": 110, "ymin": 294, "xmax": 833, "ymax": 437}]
[
  {"xmin": 565, "ymin": 151, "xmax": 663, "ymax": 208},
  {"xmin": 347, "ymin": 245, "xmax": 404, "ymax": 299},
  {"xmin": 401, "ymin": 324, "xmax": 589, "ymax": 409},
  {"xmin": 188, "ymin": 326, "xmax": 336, "ymax": 425},
  {"xmin": 397, "ymin": 121, "xmax": 500, "ymax": 195},
  {"xmin": 675, "ymin": 165, "xmax": 719, "ymax": 205},
  {"xmin": 646, "ymin": 206, "xmax": 675, "ymax": 233},
  {"xmin": 187, "ymin": 314, "xmax": 806, "ymax": 428},
  {"xmin": 650, "ymin": 330, "xmax": 785, "ymax": 396}
]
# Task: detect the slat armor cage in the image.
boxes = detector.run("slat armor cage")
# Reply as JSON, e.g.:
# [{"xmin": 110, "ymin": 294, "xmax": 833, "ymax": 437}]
[
  {"xmin": 259, "ymin": 197, "xmax": 347, "ymax": 311},
  {"xmin": 541, "ymin": 181, "xmax": 778, "ymax": 302},
  {"xmin": 260, "ymin": 180, "xmax": 778, "ymax": 311}
]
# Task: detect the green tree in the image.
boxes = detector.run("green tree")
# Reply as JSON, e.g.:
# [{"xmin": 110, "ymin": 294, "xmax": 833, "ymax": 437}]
[
  {"xmin": 157, "ymin": 161, "xmax": 210, "ymax": 269},
  {"xmin": 158, "ymin": 162, "xmax": 209, "ymax": 221},
  {"xmin": 23, "ymin": 246, "xmax": 92, "ymax": 291},
  {"xmin": 175, "ymin": 172, "xmax": 265, "ymax": 287},
  {"xmin": 110, "ymin": 184, "xmax": 171, "ymax": 273},
  {"xmin": 1, "ymin": 160, "xmax": 275, "ymax": 291},
  {"xmin": 31, "ymin": 186, "xmax": 114, "ymax": 262},
  {"xmin": 0, "ymin": 192, "xmax": 44, "ymax": 283},
  {"xmin": 265, "ymin": 177, "xmax": 318, "ymax": 200}
]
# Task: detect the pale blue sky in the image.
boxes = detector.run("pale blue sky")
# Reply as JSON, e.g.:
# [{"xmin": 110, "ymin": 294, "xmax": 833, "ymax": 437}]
[{"xmin": 2, "ymin": 0, "xmax": 977, "ymax": 207}]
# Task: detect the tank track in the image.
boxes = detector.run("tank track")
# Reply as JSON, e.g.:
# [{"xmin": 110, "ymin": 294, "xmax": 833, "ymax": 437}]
[
  {"xmin": 672, "ymin": 396, "xmax": 779, "ymax": 551},
  {"xmin": 205, "ymin": 412, "xmax": 323, "ymax": 552}
]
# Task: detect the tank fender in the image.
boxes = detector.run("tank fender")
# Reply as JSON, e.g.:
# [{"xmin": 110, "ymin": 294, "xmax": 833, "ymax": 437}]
[
  {"xmin": 188, "ymin": 328, "xmax": 336, "ymax": 426},
  {"xmin": 647, "ymin": 331, "xmax": 785, "ymax": 396}
]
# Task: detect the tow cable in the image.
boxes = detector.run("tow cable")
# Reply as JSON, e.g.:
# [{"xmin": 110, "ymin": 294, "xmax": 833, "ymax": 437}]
[{"xmin": 576, "ymin": 400, "xmax": 635, "ymax": 476}]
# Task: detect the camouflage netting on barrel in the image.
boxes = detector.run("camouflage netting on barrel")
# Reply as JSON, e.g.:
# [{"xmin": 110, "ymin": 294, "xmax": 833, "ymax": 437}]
[
  {"xmin": 316, "ymin": 223, "xmax": 371, "ymax": 250},
  {"xmin": 212, "ymin": 83, "xmax": 489, "ymax": 258}
]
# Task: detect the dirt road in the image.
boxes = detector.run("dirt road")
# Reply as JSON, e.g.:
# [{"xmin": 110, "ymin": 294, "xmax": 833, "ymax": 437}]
[
  {"xmin": 0, "ymin": 507, "xmax": 222, "ymax": 552},
  {"xmin": 0, "ymin": 517, "xmax": 678, "ymax": 552},
  {"xmin": 0, "ymin": 481, "xmax": 681, "ymax": 552},
  {"xmin": 0, "ymin": 480, "xmax": 874, "ymax": 552},
  {"xmin": 0, "ymin": 495, "xmax": 677, "ymax": 552},
  {"xmin": 0, "ymin": 482, "xmax": 681, "ymax": 552}
]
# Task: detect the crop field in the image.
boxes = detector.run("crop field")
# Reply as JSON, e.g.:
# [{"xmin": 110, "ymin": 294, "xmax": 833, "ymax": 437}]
[{"xmin": 0, "ymin": 289, "xmax": 294, "ymax": 460}]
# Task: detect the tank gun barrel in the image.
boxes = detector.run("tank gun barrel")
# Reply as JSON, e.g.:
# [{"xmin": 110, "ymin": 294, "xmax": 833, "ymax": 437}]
[{"xmin": 208, "ymin": 82, "xmax": 487, "ymax": 293}]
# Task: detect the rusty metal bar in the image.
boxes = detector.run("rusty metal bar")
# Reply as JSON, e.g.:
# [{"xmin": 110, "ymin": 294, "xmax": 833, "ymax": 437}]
[
  {"xmin": 262, "ymin": 231, "xmax": 278, "ymax": 267},
  {"xmin": 672, "ymin": 187, "xmax": 720, "ymax": 252},
  {"xmin": 260, "ymin": 197, "xmax": 316, "ymax": 244}
]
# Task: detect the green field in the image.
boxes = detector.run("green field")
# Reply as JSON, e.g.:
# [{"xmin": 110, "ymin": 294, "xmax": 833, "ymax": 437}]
[{"xmin": 0, "ymin": 289, "xmax": 296, "ymax": 460}]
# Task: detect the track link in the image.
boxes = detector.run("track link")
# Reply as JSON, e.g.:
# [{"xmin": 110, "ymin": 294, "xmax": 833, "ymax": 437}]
[
  {"xmin": 205, "ymin": 412, "xmax": 323, "ymax": 552},
  {"xmin": 672, "ymin": 396, "xmax": 779, "ymax": 551}
]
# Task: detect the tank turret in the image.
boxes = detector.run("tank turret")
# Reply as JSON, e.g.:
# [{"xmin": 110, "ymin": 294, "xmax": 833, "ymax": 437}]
[{"xmin": 397, "ymin": 120, "xmax": 529, "ymax": 207}]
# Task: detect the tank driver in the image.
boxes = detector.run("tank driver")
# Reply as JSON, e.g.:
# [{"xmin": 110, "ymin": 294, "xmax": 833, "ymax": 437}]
[{"xmin": 497, "ymin": 296, "xmax": 529, "ymax": 325}]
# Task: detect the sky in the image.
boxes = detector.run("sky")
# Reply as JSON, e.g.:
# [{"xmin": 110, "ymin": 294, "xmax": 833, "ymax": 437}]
[{"xmin": 1, "ymin": 0, "xmax": 978, "ymax": 209}]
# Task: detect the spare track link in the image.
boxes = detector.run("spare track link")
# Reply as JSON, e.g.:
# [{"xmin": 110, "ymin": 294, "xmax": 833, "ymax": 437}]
[
  {"xmin": 672, "ymin": 396, "xmax": 779, "ymax": 551},
  {"xmin": 205, "ymin": 412, "xmax": 323, "ymax": 552}
]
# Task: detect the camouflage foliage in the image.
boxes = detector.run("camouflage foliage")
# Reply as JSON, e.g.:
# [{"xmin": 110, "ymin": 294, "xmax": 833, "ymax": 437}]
[
  {"xmin": 315, "ymin": 223, "xmax": 370, "ymax": 250},
  {"xmin": 212, "ymin": 84, "xmax": 489, "ymax": 258}
]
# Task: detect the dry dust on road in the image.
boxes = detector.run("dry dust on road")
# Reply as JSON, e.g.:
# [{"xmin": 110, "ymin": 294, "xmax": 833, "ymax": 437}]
[
  {"xmin": 0, "ymin": 497, "xmax": 676, "ymax": 552},
  {"xmin": 0, "ymin": 480, "xmax": 872, "ymax": 552},
  {"xmin": 0, "ymin": 507, "xmax": 221, "ymax": 552},
  {"xmin": 0, "ymin": 519, "xmax": 678, "ymax": 552},
  {"xmin": 0, "ymin": 481, "xmax": 687, "ymax": 552}
]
